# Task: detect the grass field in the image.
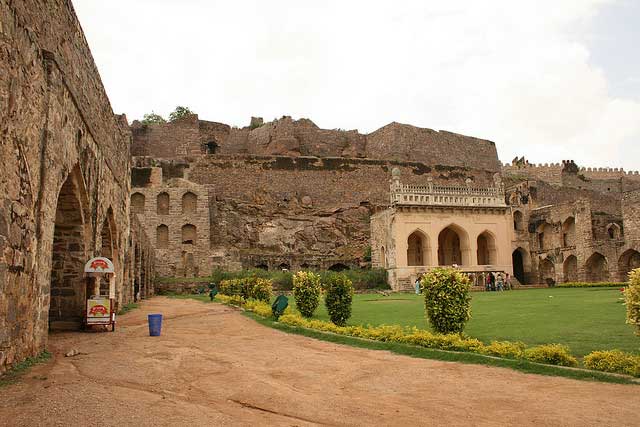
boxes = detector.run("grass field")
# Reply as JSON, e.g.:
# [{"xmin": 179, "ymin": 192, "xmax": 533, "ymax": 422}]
[
  {"xmin": 177, "ymin": 287, "xmax": 638, "ymax": 357},
  {"xmin": 286, "ymin": 287, "xmax": 638, "ymax": 357}
]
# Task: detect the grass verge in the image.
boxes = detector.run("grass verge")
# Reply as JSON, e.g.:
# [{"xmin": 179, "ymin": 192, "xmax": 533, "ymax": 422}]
[
  {"xmin": 118, "ymin": 302, "xmax": 139, "ymax": 315},
  {"xmin": 242, "ymin": 312, "xmax": 639, "ymax": 386},
  {"xmin": 0, "ymin": 350, "xmax": 52, "ymax": 388}
]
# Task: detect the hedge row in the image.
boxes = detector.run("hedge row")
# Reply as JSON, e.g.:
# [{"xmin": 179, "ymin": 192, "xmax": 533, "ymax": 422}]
[
  {"xmin": 210, "ymin": 268, "xmax": 389, "ymax": 291},
  {"xmin": 556, "ymin": 282, "xmax": 627, "ymax": 288},
  {"xmin": 215, "ymin": 295, "xmax": 640, "ymax": 378}
]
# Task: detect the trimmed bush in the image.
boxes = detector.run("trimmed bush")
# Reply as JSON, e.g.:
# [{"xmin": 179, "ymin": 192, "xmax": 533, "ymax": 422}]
[
  {"xmin": 482, "ymin": 341, "xmax": 526, "ymax": 359},
  {"xmin": 324, "ymin": 273, "xmax": 354, "ymax": 326},
  {"xmin": 218, "ymin": 277, "xmax": 273, "ymax": 302},
  {"xmin": 625, "ymin": 268, "xmax": 640, "ymax": 335},
  {"xmin": 421, "ymin": 267, "xmax": 472, "ymax": 334},
  {"xmin": 557, "ymin": 282, "xmax": 626, "ymax": 288},
  {"xmin": 293, "ymin": 271, "xmax": 322, "ymax": 318},
  {"xmin": 584, "ymin": 350, "xmax": 640, "ymax": 377},
  {"xmin": 523, "ymin": 344, "xmax": 578, "ymax": 367}
]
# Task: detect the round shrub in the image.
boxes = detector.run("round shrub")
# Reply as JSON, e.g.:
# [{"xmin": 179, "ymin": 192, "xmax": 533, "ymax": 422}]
[
  {"xmin": 324, "ymin": 273, "xmax": 354, "ymax": 326},
  {"xmin": 523, "ymin": 344, "xmax": 577, "ymax": 367},
  {"xmin": 293, "ymin": 271, "xmax": 322, "ymax": 318},
  {"xmin": 625, "ymin": 268, "xmax": 640, "ymax": 335},
  {"xmin": 421, "ymin": 267, "xmax": 471, "ymax": 334}
]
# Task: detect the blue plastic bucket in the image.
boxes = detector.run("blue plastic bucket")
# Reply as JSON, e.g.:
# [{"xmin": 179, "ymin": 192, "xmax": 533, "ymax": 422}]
[{"xmin": 148, "ymin": 314, "xmax": 163, "ymax": 336}]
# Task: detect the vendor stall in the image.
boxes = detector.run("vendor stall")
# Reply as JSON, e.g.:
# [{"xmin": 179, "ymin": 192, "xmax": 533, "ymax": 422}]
[{"xmin": 83, "ymin": 257, "xmax": 116, "ymax": 332}]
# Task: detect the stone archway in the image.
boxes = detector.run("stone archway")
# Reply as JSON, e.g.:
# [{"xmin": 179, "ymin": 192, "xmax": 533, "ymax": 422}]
[
  {"xmin": 407, "ymin": 230, "xmax": 430, "ymax": 266},
  {"xmin": 512, "ymin": 248, "xmax": 527, "ymax": 285},
  {"xmin": 513, "ymin": 211, "xmax": 524, "ymax": 231},
  {"xmin": 98, "ymin": 208, "xmax": 118, "ymax": 296},
  {"xmin": 438, "ymin": 225, "xmax": 470, "ymax": 266},
  {"xmin": 563, "ymin": 255, "xmax": 578, "ymax": 282},
  {"xmin": 49, "ymin": 168, "xmax": 89, "ymax": 329},
  {"xmin": 539, "ymin": 258, "xmax": 555, "ymax": 285},
  {"xmin": 585, "ymin": 252, "xmax": 610, "ymax": 282},
  {"xmin": 477, "ymin": 231, "xmax": 497, "ymax": 265},
  {"xmin": 618, "ymin": 249, "xmax": 640, "ymax": 281},
  {"xmin": 561, "ymin": 217, "xmax": 575, "ymax": 247}
]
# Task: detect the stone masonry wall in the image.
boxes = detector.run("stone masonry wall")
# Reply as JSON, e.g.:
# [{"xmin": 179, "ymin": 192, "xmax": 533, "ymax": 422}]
[
  {"xmin": 131, "ymin": 116, "xmax": 501, "ymax": 172},
  {"xmin": 0, "ymin": 0, "xmax": 154, "ymax": 373}
]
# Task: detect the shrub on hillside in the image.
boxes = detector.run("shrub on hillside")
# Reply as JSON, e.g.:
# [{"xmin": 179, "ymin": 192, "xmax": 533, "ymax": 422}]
[
  {"xmin": 421, "ymin": 267, "xmax": 472, "ymax": 334},
  {"xmin": 523, "ymin": 344, "xmax": 577, "ymax": 367},
  {"xmin": 293, "ymin": 271, "xmax": 322, "ymax": 318},
  {"xmin": 324, "ymin": 273, "xmax": 354, "ymax": 326},
  {"xmin": 583, "ymin": 350, "xmax": 640, "ymax": 377},
  {"xmin": 625, "ymin": 268, "xmax": 640, "ymax": 336}
]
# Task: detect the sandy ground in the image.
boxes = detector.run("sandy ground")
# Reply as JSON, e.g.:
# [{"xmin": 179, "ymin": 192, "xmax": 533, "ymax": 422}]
[{"xmin": 1, "ymin": 297, "xmax": 639, "ymax": 427}]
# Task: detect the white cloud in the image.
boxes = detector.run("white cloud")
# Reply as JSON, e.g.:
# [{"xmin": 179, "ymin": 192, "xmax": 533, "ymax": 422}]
[{"xmin": 73, "ymin": 0, "xmax": 640, "ymax": 170}]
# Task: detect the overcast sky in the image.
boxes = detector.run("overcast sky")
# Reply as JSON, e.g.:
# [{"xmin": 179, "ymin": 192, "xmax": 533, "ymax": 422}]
[{"xmin": 73, "ymin": 0, "xmax": 639, "ymax": 170}]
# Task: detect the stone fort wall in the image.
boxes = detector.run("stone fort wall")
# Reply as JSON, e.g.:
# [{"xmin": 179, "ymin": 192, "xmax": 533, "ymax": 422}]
[
  {"xmin": 131, "ymin": 116, "xmax": 502, "ymax": 172},
  {"xmin": 0, "ymin": 0, "xmax": 154, "ymax": 373}
]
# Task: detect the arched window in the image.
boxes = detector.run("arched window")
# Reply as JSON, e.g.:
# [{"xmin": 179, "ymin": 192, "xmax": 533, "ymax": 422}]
[
  {"xmin": 182, "ymin": 192, "xmax": 197, "ymax": 215},
  {"xmin": 156, "ymin": 224, "xmax": 169, "ymax": 249},
  {"xmin": 476, "ymin": 231, "xmax": 497, "ymax": 265},
  {"xmin": 131, "ymin": 192, "xmax": 145, "ymax": 214},
  {"xmin": 537, "ymin": 222, "xmax": 554, "ymax": 250},
  {"xmin": 562, "ymin": 217, "xmax": 575, "ymax": 247},
  {"xmin": 380, "ymin": 246, "xmax": 387, "ymax": 268},
  {"xmin": 513, "ymin": 211, "xmax": 524, "ymax": 231},
  {"xmin": 157, "ymin": 192, "xmax": 170, "ymax": 215},
  {"xmin": 181, "ymin": 224, "xmax": 197, "ymax": 245},
  {"xmin": 607, "ymin": 223, "xmax": 621, "ymax": 240}
]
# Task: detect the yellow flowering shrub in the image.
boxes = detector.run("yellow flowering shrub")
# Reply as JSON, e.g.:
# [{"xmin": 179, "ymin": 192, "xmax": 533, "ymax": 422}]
[
  {"xmin": 523, "ymin": 344, "xmax": 578, "ymax": 367},
  {"xmin": 583, "ymin": 350, "xmax": 640, "ymax": 377},
  {"xmin": 625, "ymin": 268, "xmax": 640, "ymax": 335},
  {"xmin": 482, "ymin": 341, "xmax": 526, "ymax": 359},
  {"xmin": 293, "ymin": 271, "xmax": 322, "ymax": 318}
]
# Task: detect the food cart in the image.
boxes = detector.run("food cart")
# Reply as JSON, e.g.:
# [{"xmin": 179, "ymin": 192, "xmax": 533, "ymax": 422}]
[{"xmin": 83, "ymin": 257, "xmax": 116, "ymax": 332}]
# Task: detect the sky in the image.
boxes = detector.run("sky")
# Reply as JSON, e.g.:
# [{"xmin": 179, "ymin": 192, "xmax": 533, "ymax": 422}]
[{"xmin": 73, "ymin": 0, "xmax": 640, "ymax": 170}]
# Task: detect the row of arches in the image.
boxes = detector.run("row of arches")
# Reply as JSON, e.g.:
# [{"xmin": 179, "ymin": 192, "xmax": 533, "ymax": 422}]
[
  {"xmin": 131, "ymin": 191, "xmax": 198, "ymax": 215},
  {"xmin": 156, "ymin": 224, "xmax": 197, "ymax": 248},
  {"xmin": 405, "ymin": 226, "xmax": 498, "ymax": 267},
  {"xmin": 513, "ymin": 248, "xmax": 640, "ymax": 285},
  {"xmin": 254, "ymin": 262, "xmax": 349, "ymax": 272}
]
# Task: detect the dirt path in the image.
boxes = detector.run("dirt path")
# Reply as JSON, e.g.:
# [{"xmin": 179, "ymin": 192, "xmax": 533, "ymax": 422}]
[{"xmin": 1, "ymin": 297, "xmax": 638, "ymax": 426}]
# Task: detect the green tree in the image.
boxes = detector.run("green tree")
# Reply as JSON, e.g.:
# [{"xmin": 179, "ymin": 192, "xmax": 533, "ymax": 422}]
[
  {"xmin": 421, "ymin": 267, "xmax": 472, "ymax": 334},
  {"xmin": 292, "ymin": 271, "xmax": 322, "ymax": 318},
  {"xmin": 169, "ymin": 106, "xmax": 194, "ymax": 122},
  {"xmin": 141, "ymin": 112, "xmax": 166, "ymax": 125},
  {"xmin": 324, "ymin": 273, "xmax": 354, "ymax": 326}
]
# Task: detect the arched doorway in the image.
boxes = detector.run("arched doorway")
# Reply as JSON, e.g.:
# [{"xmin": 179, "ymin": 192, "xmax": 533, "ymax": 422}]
[
  {"xmin": 477, "ymin": 231, "xmax": 497, "ymax": 265},
  {"xmin": 563, "ymin": 255, "xmax": 578, "ymax": 282},
  {"xmin": 157, "ymin": 192, "xmax": 170, "ymax": 215},
  {"xmin": 438, "ymin": 225, "xmax": 469, "ymax": 266},
  {"xmin": 49, "ymin": 169, "xmax": 89, "ymax": 329},
  {"xmin": 256, "ymin": 263, "xmax": 269, "ymax": 271},
  {"xmin": 380, "ymin": 246, "xmax": 386, "ymax": 268},
  {"xmin": 585, "ymin": 252, "xmax": 610, "ymax": 282},
  {"xmin": 618, "ymin": 249, "xmax": 640, "ymax": 281},
  {"xmin": 539, "ymin": 258, "xmax": 555, "ymax": 285},
  {"xmin": 512, "ymin": 248, "xmax": 527, "ymax": 285},
  {"xmin": 407, "ymin": 230, "xmax": 430, "ymax": 266}
]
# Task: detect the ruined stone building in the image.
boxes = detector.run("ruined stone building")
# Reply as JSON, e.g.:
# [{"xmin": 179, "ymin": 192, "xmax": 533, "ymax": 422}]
[
  {"xmin": 2, "ymin": 0, "xmax": 640, "ymax": 374},
  {"xmin": 0, "ymin": 1, "xmax": 155, "ymax": 373},
  {"xmin": 130, "ymin": 115, "xmax": 640, "ymax": 291}
]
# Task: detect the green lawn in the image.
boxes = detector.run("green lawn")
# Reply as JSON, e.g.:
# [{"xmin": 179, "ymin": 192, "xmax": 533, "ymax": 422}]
[{"xmin": 281, "ymin": 287, "xmax": 638, "ymax": 357}]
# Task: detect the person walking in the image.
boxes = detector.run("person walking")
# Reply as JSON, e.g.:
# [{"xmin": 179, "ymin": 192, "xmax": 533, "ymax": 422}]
[
  {"xmin": 496, "ymin": 273, "xmax": 504, "ymax": 291},
  {"xmin": 415, "ymin": 277, "xmax": 421, "ymax": 295}
]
